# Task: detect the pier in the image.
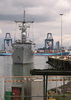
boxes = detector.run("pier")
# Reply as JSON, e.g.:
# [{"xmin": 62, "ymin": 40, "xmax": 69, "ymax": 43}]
[
  {"xmin": 30, "ymin": 69, "xmax": 71, "ymax": 100},
  {"xmin": 46, "ymin": 56, "xmax": 71, "ymax": 70}
]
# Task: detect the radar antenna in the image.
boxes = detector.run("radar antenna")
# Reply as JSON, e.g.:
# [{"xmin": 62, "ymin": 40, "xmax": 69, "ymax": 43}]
[{"xmin": 15, "ymin": 10, "xmax": 34, "ymax": 42}]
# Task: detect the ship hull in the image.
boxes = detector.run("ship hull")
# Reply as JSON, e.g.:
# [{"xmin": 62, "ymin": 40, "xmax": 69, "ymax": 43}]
[
  {"xmin": 35, "ymin": 53, "xmax": 56, "ymax": 56},
  {"xmin": 57, "ymin": 52, "xmax": 70, "ymax": 56},
  {"xmin": 35, "ymin": 52, "xmax": 70, "ymax": 56},
  {"xmin": 12, "ymin": 43, "xmax": 35, "ymax": 64},
  {"xmin": 0, "ymin": 53, "xmax": 12, "ymax": 56}
]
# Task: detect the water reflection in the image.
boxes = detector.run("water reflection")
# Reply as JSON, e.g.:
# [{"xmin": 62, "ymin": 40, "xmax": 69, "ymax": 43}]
[
  {"xmin": 34, "ymin": 56, "xmax": 53, "ymax": 69},
  {"xmin": 12, "ymin": 63, "xmax": 34, "ymax": 76},
  {"xmin": 12, "ymin": 63, "xmax": 34, "ymax": 87}
]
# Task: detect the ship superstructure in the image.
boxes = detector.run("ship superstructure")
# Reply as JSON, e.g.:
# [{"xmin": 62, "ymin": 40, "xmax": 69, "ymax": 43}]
[{"xmin": 12, "ymin": 11, "xmax": 35, "ymax": 64}]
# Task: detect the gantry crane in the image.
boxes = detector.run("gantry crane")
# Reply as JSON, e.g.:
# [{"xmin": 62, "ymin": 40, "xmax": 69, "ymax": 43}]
[
  {"xmin": 4, "ymin": 33, "xmax": 12, "ymax": 50},
  {"xmin": 45, "ymin": 33, "xmax": 54, "ymax": 50}
]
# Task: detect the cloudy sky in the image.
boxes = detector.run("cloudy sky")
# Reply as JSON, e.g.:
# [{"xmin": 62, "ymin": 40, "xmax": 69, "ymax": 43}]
[{"xmin": 0, "ymin": 0, "xmax": 71, "ymax": 49}]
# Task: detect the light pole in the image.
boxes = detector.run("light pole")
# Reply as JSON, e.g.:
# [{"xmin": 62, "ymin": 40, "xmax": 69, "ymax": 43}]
[
  {"xmin": 60, "ymin": 14, "xmax": 65, "ymax": 100},
  {"xmin": 60, "ymin": 14, "xmax": 63, "ymax": 57}
]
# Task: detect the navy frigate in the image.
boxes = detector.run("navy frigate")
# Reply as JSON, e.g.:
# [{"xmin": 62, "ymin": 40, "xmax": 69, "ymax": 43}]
[{"xmin": 12, "ymin": 11, "xmax": 35, "ymax": 64}]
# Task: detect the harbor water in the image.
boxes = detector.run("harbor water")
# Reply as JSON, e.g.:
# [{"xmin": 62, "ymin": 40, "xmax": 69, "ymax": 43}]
[{"xmin": 0, "ymin": 56, "xmax": 68, "ymax": 91}]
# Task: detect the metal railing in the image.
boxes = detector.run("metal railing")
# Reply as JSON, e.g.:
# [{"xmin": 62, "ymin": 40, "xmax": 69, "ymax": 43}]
[{"xmin": 1, "ymin": 76, "xmax": 71, "ymax": 100}]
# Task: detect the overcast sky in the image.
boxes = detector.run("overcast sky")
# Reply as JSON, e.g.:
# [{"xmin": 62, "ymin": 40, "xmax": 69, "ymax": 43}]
[{"xmin": 0, "ymin": 0, "xmax": 71, "ymax": 49}]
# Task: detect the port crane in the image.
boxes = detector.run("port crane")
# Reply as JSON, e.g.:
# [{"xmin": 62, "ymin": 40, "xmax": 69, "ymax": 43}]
[
  {"xmin": 45, "ymin": 33, "xmax": 54, "ymax": 50},
  {"xmin": 4, "ymin": 33, "xmax": 12, "ymax": 50}
]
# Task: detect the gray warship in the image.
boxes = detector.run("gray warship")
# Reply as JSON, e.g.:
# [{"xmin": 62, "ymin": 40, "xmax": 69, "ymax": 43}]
[{"xmin": 12, "ymin": 11, "xmax": 35, "ymax": 64}]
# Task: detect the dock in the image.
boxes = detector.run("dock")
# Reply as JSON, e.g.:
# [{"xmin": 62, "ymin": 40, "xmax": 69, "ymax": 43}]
[
  {"xmin": 46, "ymin": 56, "xmax": 71, "ymax": 70},
  {"xmin": 30, "ymin": 69, "xmax": 71, "ymax": 100}
]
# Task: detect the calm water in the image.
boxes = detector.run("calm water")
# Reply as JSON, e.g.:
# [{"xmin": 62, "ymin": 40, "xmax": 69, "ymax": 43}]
[
  {"xmin": 0, "ymin": 56, "xmax": 53, "ymax": 76},
  {"xmin": 0, "ymin": 56, "xmax": 68, "ymax": 91}
]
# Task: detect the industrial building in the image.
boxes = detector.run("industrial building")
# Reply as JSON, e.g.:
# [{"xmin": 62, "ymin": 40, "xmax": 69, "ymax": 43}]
[{"xmin": 55, "ymin": 41, "xmax": 60, "ymax": 50}]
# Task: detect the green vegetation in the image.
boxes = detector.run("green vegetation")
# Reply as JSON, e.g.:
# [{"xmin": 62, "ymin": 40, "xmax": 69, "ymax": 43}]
[
  {"xmin": 53, "ymin": 94, "xmax": 71, "ymax": 100},
  {"xmin": 21, "ymin": 94, "xmax": 24, "ymax": 100}
]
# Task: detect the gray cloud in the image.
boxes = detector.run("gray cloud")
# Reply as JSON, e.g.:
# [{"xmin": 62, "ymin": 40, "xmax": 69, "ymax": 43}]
[
  {"xmin": 0, "ymin": 0, "xmax": 71, "ymax": 23},
  {"xmin": 0, "ymin": 0, "xmax": 71, "ymax": 49},
  {"xmin": 0, "ymin": 13, "xmax": 57, "ymax": 23}
]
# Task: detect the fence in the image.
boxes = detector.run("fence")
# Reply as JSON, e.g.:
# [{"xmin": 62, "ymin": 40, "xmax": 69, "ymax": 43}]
[{"xmin": 1, "ymin": 76, "xmax": 71, "ymax": 100}]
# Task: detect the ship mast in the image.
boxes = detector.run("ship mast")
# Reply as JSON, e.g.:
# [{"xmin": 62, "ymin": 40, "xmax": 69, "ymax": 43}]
[
  {"xmin": 24, "ymin": 10, "xmax": 25, "ymax": 22},
  {"xmin": 15, "ymin": 10, "xmax": 34, "ymax": 43}
]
